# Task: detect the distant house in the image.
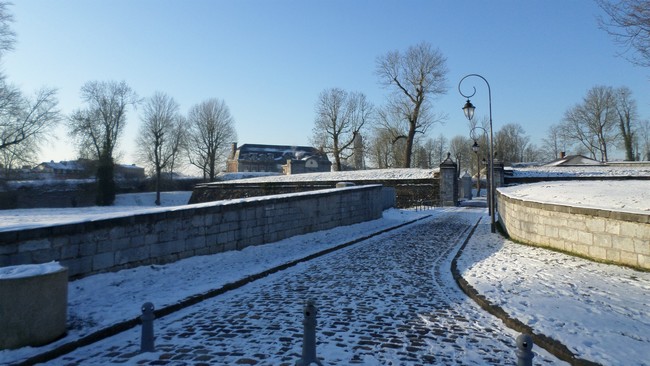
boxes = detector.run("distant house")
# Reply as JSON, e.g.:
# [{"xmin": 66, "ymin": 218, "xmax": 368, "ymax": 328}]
[
  {"xmin": 226, "ymin": 143, "xmax": 332, "ymax": 175},
  {"xmin": 544, "ymin": 153, "xmax": 603, "ymax": 167},
  {"xmin": 33, "ymin": 159, "xmax": 95, "ymax": 179},
  {"xmin": 33, "ymin": 159, "xmax": 145, "ymax": 181},
  {"xmin": 115, "ymin": 164, "xmax": 146, "ymax": 181}
]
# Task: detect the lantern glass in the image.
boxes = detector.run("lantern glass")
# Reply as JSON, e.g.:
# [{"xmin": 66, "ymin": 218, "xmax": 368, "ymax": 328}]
[{"xmin": 463, "ymin": 99, "xmax": 475, "ymax": 121}]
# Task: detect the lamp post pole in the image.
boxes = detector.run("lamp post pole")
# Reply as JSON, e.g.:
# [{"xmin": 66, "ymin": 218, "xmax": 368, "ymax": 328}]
[
  {"xmin": 470, "ymin": 126, "xmax": 487, "ymax": 198},
  {"xmin": 459, "ymin": 74, "xmax": 496, "ymax": 233}
]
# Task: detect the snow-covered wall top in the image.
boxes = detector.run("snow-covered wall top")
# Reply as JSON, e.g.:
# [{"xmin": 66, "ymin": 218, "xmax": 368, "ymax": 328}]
[
  {"xmin": 215, "ymin": 168, "xmax": 439, "ymax": 185},
  {"xmin": 511, "ymin": 165, "xmax": 650, "ymax": 178},
  {"xmin": 0, "ymin": 262, "xmax": 65, "ymax": 280},
  {"xmin": 498, "ymin": 180, "xmax": 650, "ymax": 215}
]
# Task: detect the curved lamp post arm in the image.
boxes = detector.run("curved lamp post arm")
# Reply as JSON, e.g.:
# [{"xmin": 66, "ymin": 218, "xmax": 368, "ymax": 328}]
[{"xmin": 458, "ymin": 74, "xmax": 496, "ymax": 233}]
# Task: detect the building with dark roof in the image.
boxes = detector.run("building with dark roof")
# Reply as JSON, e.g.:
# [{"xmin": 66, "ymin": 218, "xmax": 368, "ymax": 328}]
[
  {"xmin": 544, "ymin": 154, "xmax": 603, "ymax": 167},
  {"xmin": 226, "ymin": 143, "xmax": 332, "ymax": 175}
]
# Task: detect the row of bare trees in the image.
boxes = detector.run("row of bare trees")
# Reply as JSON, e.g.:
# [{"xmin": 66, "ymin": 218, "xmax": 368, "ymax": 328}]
[
  {"xmin": 0, "ymin": 3, "xmax": 238, "ymax": 206},
  {"xmin": 0, "ymin": 2, "xmax": 60, "ymax": 172},
  {"xmin": 135, "ymin": 94, "xmax": 236, "ymax": 205},
  {"xmin": 67, "ymin": 82, "xmax": 237, "ymax": 205},
  {"xmin": 311, "ymin": 42, "xmax": 449, "ymax": 170},
  {"xmin": 544, "ymin": 85, "xmax": 648, "ymax": 162}
]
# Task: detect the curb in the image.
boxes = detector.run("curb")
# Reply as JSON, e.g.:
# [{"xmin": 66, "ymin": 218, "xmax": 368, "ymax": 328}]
[
  {"xmin": 16, "ymin": 214, "xmax": 433, "ymax": 366},
  {"xmin": 450, "ymin": 218, "xmax": 601, "ymax": 366}
]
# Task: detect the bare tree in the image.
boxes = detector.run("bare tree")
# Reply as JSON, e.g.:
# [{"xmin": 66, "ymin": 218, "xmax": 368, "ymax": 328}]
[
  {"xmin": 598, "ymin": 0, "xmax": 650, "ymax": 67},
  {"xmin": 561, "ymin": 86, "xmax": 618, "ymax": 162},
  {"xmin": 541, "ymin": 124, "xmax": 572, "ymax": 161},
  {"xmin": 367, "ymin": 128, "xmax": 391, "ymax": 168},
  {"xmin": 0, "ymin": 87, "xmax": 60, "ymax": 156},
  {"xmin": 613, "ymin": 86, "xmax": 638, "ymax": 160},
  {"xmin": 638, "ymin": 119, "xmax": 650, "ymax": 160},
  {"xmin": 311, "ymin": 88, "xmax": 373, "ymax": 171},
  {"xmin": 136, "ymin": 92, "xmax": 185, "ymax": 205},
  {"xmin": 0, "ymin": 3, "xmax": 60, "ymax": 162},
  {"xmin": 167, "ymin": 115, "xmax": 187, "ymax": 177},
  {"xmin": 367, "ymin": 126, "xmax": 406, "ymax": 168},
  {"xmin": 0, "ymin": 1, "xmax": 14, "ymax": 57},
  {"xmin": 68, "ymin": 80, "xmax": 139, "ymax": 205},
  {"xmin": 376, "ymin": 41, "xmax": 448, "ymax": 167},
  {"xmin": 449, "ymin": 135, "xmax": 472, "ymax": 176},
  {"xmin": 494, "ymin": 123, "xmax": 531, "ymax": 163},
  {"xmin": 186, "ymin": 98, "xmax": 237, "ymax": 181},
  {"xmin": 430, "ymin": 134, "xmax": 448, "ymax": 165}
]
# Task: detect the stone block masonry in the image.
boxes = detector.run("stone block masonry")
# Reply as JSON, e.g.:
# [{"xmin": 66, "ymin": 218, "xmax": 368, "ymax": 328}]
[
  {"xmin": 0, "ymin": 185, "xmax": 385, "ymax": 279},
  {"xmin": 497, "ymin": 190, "xmax": 650, "ymax": 270}
]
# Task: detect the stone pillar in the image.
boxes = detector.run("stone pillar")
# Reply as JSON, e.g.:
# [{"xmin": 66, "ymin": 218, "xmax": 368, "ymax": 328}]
[
  {"xmin": 439, "ymin": 153, "xmax": 458, "ymax": 206},
  {"xmin": 492, "ymin": 159, "xmax": 505, "ymax": 188},
  {"xmin": 461, "ymin": 171, "xmax": 472, "ymax": 200}
]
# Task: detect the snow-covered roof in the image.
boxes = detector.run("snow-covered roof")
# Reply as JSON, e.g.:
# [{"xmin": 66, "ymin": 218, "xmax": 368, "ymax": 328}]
[
  {"xmin": 544, "ymin": 154, "xmax": 603, "ymax": 167},
  {"xmin": 234, "ymin": 144, "xmax": 330, "ymax": 163},
  {"xmin": 36, "ymin": 160, "xmax": 87, "ymax": 171}
]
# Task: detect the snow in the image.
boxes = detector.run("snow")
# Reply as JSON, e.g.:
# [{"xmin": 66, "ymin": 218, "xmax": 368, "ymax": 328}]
[
  {"xmin": 0, "ymin": 177, "xmax": 649, "ymax": 364},
  {"xmin": 457, "ymin": 217, "xmax": 650, "ymax": 365},
  {"xmin": 0, "ymin": 261, "xmax": 64, "ymax": 279},
  {"xmin": 512, "ymin": 164, "xmax": 650, "ymax": 178},
  {"xmin": 0, "ymin": 191, "xmax": 193, "ymax": 232},
  {"xmin": 499, "ymin": 180, "xmax": 650, "ymax": 214},
  {"xmin": 217, "ymin": 168, "xmax": 438, "ymax": 184}
]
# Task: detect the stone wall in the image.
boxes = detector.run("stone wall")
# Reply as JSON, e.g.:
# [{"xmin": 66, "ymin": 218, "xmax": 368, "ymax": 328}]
[
  {"xmin": 191, "ymin": 179, "xmax": 438, "ymax": 208},
  {"xmin": 0, "ymin": 185, "xmax": 385, "ymax": 279},
  {"xmin": 497, "ymin": 191, "xmax": 650, "ymax": 270}
]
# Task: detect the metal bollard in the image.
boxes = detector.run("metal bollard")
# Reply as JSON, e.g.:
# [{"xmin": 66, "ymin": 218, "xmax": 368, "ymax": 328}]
[
  {"xmin": 296, "ymin": 299, "xmax": 323, "ymax": 366},
  {"xmin": 516, "ymin": 333, "xmax": 534, "ymax": 366},
  {"xmin": 140, "ymin": 302, "xmax": 155, "ymax": 353}
]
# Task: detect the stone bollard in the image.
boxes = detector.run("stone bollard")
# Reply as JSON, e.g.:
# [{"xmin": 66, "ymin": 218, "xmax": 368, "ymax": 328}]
[
  {"xmin": 296, "ymin": 299, "xmax": 323, "ymax": 366},
  {"xmin": 140, "ymin": 302, "xmax": 155, "ymax": 353},
  {"xmin": 516, "ymin": 333, "xmax": 534, "ymax": 366}
]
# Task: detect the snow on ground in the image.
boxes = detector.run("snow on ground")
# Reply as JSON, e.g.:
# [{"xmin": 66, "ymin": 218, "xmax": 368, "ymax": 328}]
[
  {"xmin": 0, "ymin": 192, "xmax": 193, "ymax": 232},
  {"xmin": 499, "ymin": 180, "xmax": 650, "ymax": 214},
  {"xmin": 457, "ymin": 217, "xmax": 650, "ymax": 365},
  {"xmin": 1, "ymin": 180, "xmax": 649, "ymax": 364},
  {"xmin": 0, "ymin": 208, "xmax": 432, "ymax": 365}
]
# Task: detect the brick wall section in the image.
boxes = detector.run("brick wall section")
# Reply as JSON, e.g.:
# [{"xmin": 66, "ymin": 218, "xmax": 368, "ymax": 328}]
[
  {"xmin": 497, "ymin": 191, "xmax": 650, "ymax": 270},
  {"xmin": 0, "ymin": 185, "xmax": 385, "ymax": 279}
]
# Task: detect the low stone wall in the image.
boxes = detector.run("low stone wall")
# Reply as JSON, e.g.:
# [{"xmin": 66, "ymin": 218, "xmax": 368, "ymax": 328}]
[
  {"xmin": 190, "ymin": 179, "xmax": 438, "ymax": 208},
  {"xmin": 497, "ymin": 191, "xmax": 650, "ymax": 270},
  {"xmin": 0, "ymin": 185, "xmax": 385, "ymax": 279}
]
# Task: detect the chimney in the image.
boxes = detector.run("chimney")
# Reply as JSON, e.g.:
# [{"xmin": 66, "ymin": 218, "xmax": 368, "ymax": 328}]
[
  {"xmin": 230, "ymin": 142, "xmax": 238, "ymax": 159},
  {"xmin": 560, "ymin": 151, "xmax": 566, "ymax": 159}
]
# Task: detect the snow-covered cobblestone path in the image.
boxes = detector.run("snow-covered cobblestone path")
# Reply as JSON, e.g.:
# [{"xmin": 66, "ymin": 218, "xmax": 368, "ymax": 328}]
[{"xmin": 54, "ymin": 212, "xmax": 561, "ymax": 365}]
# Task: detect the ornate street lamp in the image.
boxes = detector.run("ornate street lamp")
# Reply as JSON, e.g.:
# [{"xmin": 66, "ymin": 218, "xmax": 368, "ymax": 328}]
[
  {"xmin": 459, "ymin": 74, "xmax": 496, "ymax": 233},
  {"xmin": 471, "ymin": 139, "xmax": 480, "ymax": 197},
  {"xmin": 463, "ymin": 100, "xmax": 475, "ymax": 121},
  {"xmin": 469, "ymin": 126, "xmax": 487, "ymax": 199}
]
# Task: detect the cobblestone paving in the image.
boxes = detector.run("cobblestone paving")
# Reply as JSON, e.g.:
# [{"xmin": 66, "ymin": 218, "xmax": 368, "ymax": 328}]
[{"xmin": 56, "ymin": 211, "xmax": 560, "ymax": 365}]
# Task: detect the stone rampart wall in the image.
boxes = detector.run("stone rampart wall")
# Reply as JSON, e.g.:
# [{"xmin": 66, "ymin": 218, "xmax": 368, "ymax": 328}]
[
  {"xmin": 497, "ymin": 191, "xmax": 650, "ymax": 270},
  {"xmin": 0, "ymin": 185, "xmax": 385, "ymax": 279},
  {"xmin": 190, "ymin": 179, "xmax": 438, "ymax": 208}
]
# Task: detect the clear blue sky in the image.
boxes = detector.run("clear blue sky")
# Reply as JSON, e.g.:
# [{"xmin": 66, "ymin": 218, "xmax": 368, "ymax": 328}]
[{"xmin": 4, "ymin": 0, "xmax": 649, "ymax": 164}]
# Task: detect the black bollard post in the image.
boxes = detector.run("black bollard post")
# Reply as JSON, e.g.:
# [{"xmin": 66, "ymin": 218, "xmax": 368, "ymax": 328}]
[
  {"xmin": 140, "ymin": 302, "xmax": 155, "ymax": 353},
  {"xmin": 516, "ymin": 333, "xmax": 534, "ymax": 366},
  {"xmin": 296, "ymin": 299, "xmax": 322, "ymax": 366}
]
